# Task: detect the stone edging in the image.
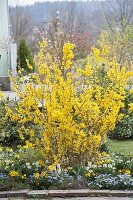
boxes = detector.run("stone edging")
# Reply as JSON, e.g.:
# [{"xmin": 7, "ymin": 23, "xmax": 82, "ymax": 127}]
[{"xmin": 1, "ymin": 189, "xmax": 133, "ymax": 198}]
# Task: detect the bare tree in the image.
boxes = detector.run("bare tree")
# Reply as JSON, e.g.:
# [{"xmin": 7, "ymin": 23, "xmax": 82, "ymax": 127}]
[
  {"xmin": 102, "ymin": 0, "xmax": 133, "ymax": 30},
  {"xmin": 9, "ymin": 5, "xmax": 33, "ymax": 45}
]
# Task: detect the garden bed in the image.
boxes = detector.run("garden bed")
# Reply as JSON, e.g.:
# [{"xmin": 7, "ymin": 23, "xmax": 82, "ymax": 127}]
[{"xmin": 1, "ymin": 146, "xmax": 133, "ymax": 191}]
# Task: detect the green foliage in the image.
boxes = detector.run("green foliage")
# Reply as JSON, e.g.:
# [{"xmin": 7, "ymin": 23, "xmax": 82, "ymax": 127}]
[
  {"xmin": 99, "ymin": 143, "xmax": 109, "ymax": 153},
  {"xmin": 108, "ymin": 91, "xmax": 133, "ymax": 140},
  {"xmin": 17, "ymin": 39, "xmax": 35, "ymax": 74},
  {"xmin": 67, "ymin": 165, "xmax": 87, "ymax": 179},
  {"xmin": 0, "ymin": 178, "xmax": 29, "ymax": 191},
  {"xmin": 0, "ymin": 101, "xmax": 20, "ymax": 147},
  {"xmin": 109, "ymin": 113, "xmax": 133, "ymax": 140}
]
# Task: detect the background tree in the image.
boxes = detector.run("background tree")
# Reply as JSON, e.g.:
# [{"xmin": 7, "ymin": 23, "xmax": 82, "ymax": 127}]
[
  {"xmin": 97, "ymin": 0, "xmax": 133, "ymax": 69},
  {"xmin": 97, "ymin": 24, "xmax": 133, "ymax": 68},
  {"xmin": 102, "ymin": 0, "xmax": 133, "ymax": 31},
  {"xmin": 10, "ymin": 4, "xmax": 33, "ymax": 45},
  {"xmin": 17, "ymin": 39, "xmax": 35, "ymax": 74}
]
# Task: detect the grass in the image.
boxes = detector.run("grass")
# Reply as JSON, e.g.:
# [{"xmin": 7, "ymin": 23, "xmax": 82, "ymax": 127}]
[{"xmin": 107, "ymin": 139, "xmax": 133, "ymax": 156}]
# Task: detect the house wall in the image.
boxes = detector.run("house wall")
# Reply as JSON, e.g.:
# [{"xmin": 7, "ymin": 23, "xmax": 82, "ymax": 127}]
[{"xmin": 0, "ymin": 0, "xmax": 10, "ymax": 90}]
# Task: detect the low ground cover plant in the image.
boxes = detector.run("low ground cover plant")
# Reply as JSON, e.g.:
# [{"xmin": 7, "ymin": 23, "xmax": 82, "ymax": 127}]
[
  {"xmin": 1, "ymin": 146, "xmax": 133, "ymax": 190},
  {"xmin": 108, "ymin": 91, "xmax": 133, "ymax": 140},
  {"xmin": 0, "ymin": 100, "xmax": 19, "ymax": 147},
  {"xmin": 109, "ymin": 113, "xmax": 133, "ymax": 140}
]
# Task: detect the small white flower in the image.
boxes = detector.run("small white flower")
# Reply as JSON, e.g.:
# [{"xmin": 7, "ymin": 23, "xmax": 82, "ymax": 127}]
[
  {"xmin": 103, "ymin": 164, "xmax": 107, "ymax": 168},
  {"xmin": 35, "ymin": 161, "xmax": 39, "ymax": 167},
  {"xmin": 26, "ymin": 162, "xmax": 31, "ymax": 169},
  {"xmin": 56, "ymin": 164, "xmax": 61, "ymax": 174}
]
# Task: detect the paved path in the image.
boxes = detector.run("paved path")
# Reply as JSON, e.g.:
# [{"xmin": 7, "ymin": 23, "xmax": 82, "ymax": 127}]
[
  {"xmin": 2, "ymin": 198, "xmax": 133, "ymax": 200},
  {"xmin": 52, "ymin": 198, "xmax": 133, "ymax": 200},
  {"xmin": 2, "ymin": 91, "xmax": 44, "ymax": 107},
  {"xmin": 48, "ymin": 198, "xmax": 133, "ymax": 200},
  {"xmin": 2, "ymin": 91, "xmax": 18, "ymax": 100}
]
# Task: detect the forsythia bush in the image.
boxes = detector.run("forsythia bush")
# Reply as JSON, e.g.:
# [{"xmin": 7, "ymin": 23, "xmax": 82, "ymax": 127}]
[{"xmin": 6, "ymin": 39, "xmax": 133, "ymax": 167}]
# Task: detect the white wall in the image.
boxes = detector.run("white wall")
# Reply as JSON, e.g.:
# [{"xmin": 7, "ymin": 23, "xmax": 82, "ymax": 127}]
[{"xmin": 0, "ymin": 0, "xmax": 10, "ymax": 77}]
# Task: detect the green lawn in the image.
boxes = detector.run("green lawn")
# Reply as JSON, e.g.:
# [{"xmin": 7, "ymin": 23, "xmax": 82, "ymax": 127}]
[{"xmin": 106, "ymin": 139, "xmax": 133, "ymax": 156}]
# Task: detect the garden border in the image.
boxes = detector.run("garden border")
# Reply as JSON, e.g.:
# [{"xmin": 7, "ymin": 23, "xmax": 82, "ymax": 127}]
[{"xmin": 1, "ymin": 189, "xmax": 133, "ymax": 198}]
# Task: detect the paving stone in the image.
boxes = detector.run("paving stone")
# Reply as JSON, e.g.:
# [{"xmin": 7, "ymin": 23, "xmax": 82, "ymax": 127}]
[
  {"xmin": 125, "ymin": 191, "xmax": 133, "ymax": 197},
  {"xmin": 7, "ymin": 190, "xmax": 28, "ymax": 198},
  {"xmin": 49, "ymin": 198, "xmax": 133, "ymax": 200},
  {"xmin": 110, "ymin": 190, "xmax": 127, "ymax": 197},
  {"xmin": 0, "ymin": 199, "xmax": 8, "ymax": 200},
  {"xmin": 4, "ymin": 189, "xmax": 133, "ymax": 199},
  {"xmin": 0, "ymin": 191, "xmax": 8, "ymax": 198},
  {"xmin": 49, "ymin": 190, "xmax": 68, "ymax": 197},
  {"xmin": 88, "ymin": 190, "xmax": 110, "ymax": 197},
  {"xmin": 67, "ymin": 189, "xmax": 90, "ymax": 197},
  {"xmin": 28, "ymin": 190, "xmax": 48, "ymax": 198}
]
